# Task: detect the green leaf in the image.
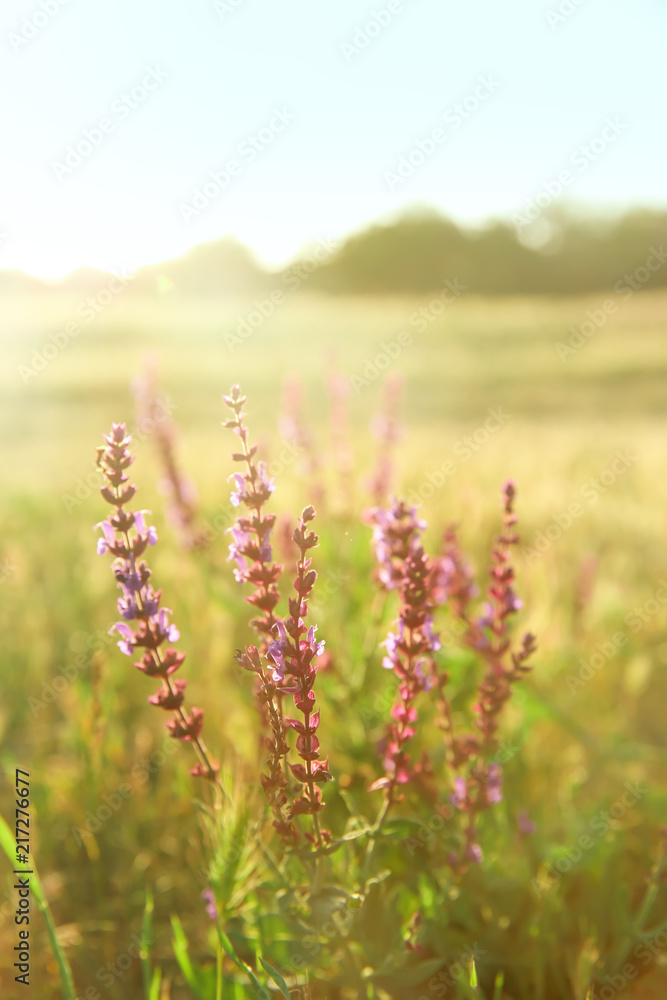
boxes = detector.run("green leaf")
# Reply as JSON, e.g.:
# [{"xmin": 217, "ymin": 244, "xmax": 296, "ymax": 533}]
[
  {"xmin": 378, "ymin": 817, "xmax": 425, "ymax": 839},
  {"xmin": 170, "ymin": 916, "xmax": 199, "ymax": 990},
  {"xmin": 470, "ymin": 957, "xmax": 478, "ymax": 988},
  {"xmin": 149, "ymin": 967, "xmax": 162, "ymax": 1000},
  {"xmin": 340, "ymin": 826, "xmax": 373, "ymax": 841},
  {"xmin": 217, "ymin": 929, "xmax": 272, "ymax": 1000},
  {"xmin": 493, "ymin": 970, "xmax": 505, "ymax": 1000},
  {"xmin": 259, "ymin": 958, "xmax": 292, "ymax": 999},
  {"xmin": 0, "ymin": 813, "xmax": 77, "ymax": 1000},
  {"xmin": 141, "ymin": 891, "xmax": 155, "ymax": 999}
]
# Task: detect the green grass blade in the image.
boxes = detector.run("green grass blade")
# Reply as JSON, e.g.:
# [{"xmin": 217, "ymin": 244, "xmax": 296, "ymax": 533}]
[
  {"xmin": 0, "ymin": 812, "xmax": 77, "ymax": 999},
  {"xmin": 217, "ymin": 928, "xmax": 271, "ymax": 1000},
  {"xmin": 149, "ymin": 967, "xmax": 162, "ymax": 1000},
  {"xmin": 259, "ymin": 957, "xmax": 292, "ymax": 999},
  {"xmin": 141, "ymin": 890, "xmax": 156, "ymax": 999},
  {"xmin": 170, "ymin": 915, "xmax": 201, "ymax": 992}
]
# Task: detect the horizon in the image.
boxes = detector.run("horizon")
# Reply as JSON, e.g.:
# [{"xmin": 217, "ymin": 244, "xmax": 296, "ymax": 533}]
[
  {"xmin": 1, "ymin": 0, "xmax": 665, "ymax": 279},
  {"xmin": 2, "ymin": 199, "xmax": 665, "ymax": 283}
]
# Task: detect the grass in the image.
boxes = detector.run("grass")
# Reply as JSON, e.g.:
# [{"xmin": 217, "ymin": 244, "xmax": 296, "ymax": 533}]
[{"xmin": 1, "ymin": 286, "xmax": 666, "ymax": 998}]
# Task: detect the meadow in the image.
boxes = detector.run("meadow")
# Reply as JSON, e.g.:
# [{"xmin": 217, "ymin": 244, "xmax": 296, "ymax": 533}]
[{"xmin": 1, "ymin": 283, "xmax": 667, "ymax": 999}]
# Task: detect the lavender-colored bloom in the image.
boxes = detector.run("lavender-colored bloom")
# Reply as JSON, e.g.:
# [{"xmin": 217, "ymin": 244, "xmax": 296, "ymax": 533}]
[
  {"xmin": 95, "ymin": 519, "xmax": 120, "ymax": 555},
  {"xmin": 306, "ymin": 625, "xmax": 325, "ymax": 657},
  {"xmin": 227, "ymin": 523, "xmax": 250, "ymax": 562},
  {"xmin": 504, "ymin": 587, "xmax": 523, "ymax": 614},
  {"xmin": 228, "ymin": 473, "xmax": 246, "ymax": 507},
  {"xmin": 381, "ymin": 620, "xmax": 403, "ymax": 669},
  {"xmin": 134, "ymin": 510, "xmax": 158, "ymax": 545},
  {"xmin": 450, "ymin": 776, "xmax": 467, "ymax": 809},
  {"xmin": 518, "ymin": 811, "xmax": 536, "ymax": 835},
  {"xmin": 95, "ymin": 421, "xmax": 220, "ymax": 783},
  {"xmin": 153, "ymin": 608, "xmax": 179, "ymax": 643},
  {"xmin": 258, "ymin": 526, "xmax": 272, "ymax": 563},
  {"xmin": 117, "ymin": 595, "xmax": 139, "ymax": 620},
  {"xmin": 141, "ymin": 592, "xmax": 160, "ymax": 617},
  {"xmin": 201, "ymin": 888, "xmax": 218, "ymax": 921},
  {"xmin": 266, "ymin": 643, "xmax": 285, "ymax": 682},
  {"xmin": 414, "ymin": 658, "xmax": 436, "ymax": 691},
  {"xmin": 485, "ymin": 762, "xmax": 503, "ymax": 804},
  {"xmin": 423, "ymin": 616, "xmax": 441, "ymax": 652},
  {"xmin": 256, "ymin": 461, "xmax": 275, "ymax": 495},
  {"xmin": 267, "ymin": 623, "xmax": 287, "ymax": 680},
  {"xmin": 110, "ymin": 621, "xmax": 135, "ymax": 656},
  {"xmin": 114, "ymin": 567, "xmax": 143, "ymax": 592},
  {"xmin": 466, "ymin": 843, "xmax": 483, "ymax": 864}
]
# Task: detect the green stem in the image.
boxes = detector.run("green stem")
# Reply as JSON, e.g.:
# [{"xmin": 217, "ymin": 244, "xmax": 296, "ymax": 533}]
[{"xmin": 0, "ymin": 814, "xmax": 77, "ymax": 998}]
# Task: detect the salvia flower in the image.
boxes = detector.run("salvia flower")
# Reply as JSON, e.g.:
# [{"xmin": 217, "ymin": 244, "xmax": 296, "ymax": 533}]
[
  {"xmin": 223, "ymin": 386, "xmax": 283, "ymax": 644},
  {"xmin": 95, "ymin": 423, "xmax": 220, "ymax": 784},
  {"xmin": 224, "ymin": 386, "xmax": 302, "ymax": 845},
  {"xmin": 201, "ymin": 888, "xmax": 218, "ymax": 921},
  {"xmin": 364, "ymin": 499, "xmax": 427, "ymax": 591},
  {"xmin": 370, "ymin": 517, "xmax": 441, "ymax": 798},
  {"xmin": 269, "ymin": 506, "xmax": 332, "ymax": 844},
  {"xmin": 235, "ymin": 643, "xmax": 296, "ymax": 845},
  {"xmin": 438, "ymin": 483, "xmax": 535, "ymax": 871},
  {"xmin": 518, "ymin": 811, "xmax": 536, "ymax": 836},
  {"xmin": 468, "ymin": 482, "xmax": 537, "ymax": 752},
  {"xmin": 368, "ymin": 484, "xmax": 536, "ymax": 875}
]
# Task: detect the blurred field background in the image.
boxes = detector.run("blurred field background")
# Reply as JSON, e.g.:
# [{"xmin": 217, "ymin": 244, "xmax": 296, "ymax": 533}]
[{"xmin": 1, "ymin": 251, "xmax": 667, "ymax": 996}]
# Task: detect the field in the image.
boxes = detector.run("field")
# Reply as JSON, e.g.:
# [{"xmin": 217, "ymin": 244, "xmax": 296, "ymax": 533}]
[{"xmin": 1, "ymin": 285, "xmax": 667, "ymax": 999}]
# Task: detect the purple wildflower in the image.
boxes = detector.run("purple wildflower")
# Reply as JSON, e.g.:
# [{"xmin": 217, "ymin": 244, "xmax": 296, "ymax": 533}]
[
  {"xmin": 201, "ymin": 888, "xmax": 218, "ymax": 921},
  {"xmin": 95, "ymin": 422, "xmax": 220, "ymax": 784},
  {"xmin": 518, "ymin": 811, "xmax": 536, "ymax": 836}
]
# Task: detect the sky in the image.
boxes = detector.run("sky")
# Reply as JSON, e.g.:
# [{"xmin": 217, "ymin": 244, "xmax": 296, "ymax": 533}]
[{"xmin": 0, "ymin": 0, "xmax": 664, "ymax": 277}]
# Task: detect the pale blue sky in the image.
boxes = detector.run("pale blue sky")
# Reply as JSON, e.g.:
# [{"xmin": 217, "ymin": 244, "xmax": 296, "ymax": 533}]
[{"xmin": 0, "ymin": 0, "xmax": 663, "ymax": 276}]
